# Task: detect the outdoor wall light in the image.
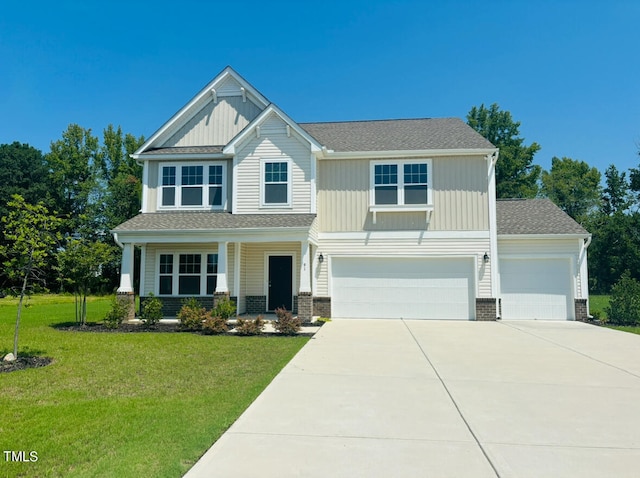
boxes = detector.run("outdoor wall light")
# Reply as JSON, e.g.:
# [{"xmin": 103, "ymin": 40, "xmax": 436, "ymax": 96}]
[
  {"xmin": 483, "ymin": 252, "xmax": 490, "ymax": 264},
  {"xmin": 318, "ymin": 253, "xmax": 324, "ymax": 263}
]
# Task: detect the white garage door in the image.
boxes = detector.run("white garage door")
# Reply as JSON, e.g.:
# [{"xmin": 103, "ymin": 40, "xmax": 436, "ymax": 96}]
[
  {"xmin": 500, "ymin": 258, "xmax": 573, "ymax": 320},
  {"xmin": 331, "ymin": 257, "xmax": 475, "ymax": 320}
]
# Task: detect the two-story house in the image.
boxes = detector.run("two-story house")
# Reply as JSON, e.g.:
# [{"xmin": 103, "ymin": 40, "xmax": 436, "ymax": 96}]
[{"xmin": 112, "ymin": 67, "xmax": 591, "ymax": 321}]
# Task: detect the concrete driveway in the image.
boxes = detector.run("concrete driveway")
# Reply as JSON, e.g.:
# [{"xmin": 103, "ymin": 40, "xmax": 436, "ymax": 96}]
[{"xmin": 184, "ymin": 320, "xmax": 640, "ymax": 478}]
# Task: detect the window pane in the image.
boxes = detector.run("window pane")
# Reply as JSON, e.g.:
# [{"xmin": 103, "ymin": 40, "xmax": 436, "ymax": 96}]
[
  {"xmin": 207, "ymin": 254, "xmax": 218, "ymax": 274},
  {"xmin": 375, "ymin": 186, "xmax": 398, "ymax": 205},
  {"xmin": 182, "ymin": 166, "xmax": 203, "ymax": 185},
  {"xmin": 265, "ymin": 184, "xmax": 287, "ymax": 204},
  {"xmin": 374, "ymin": 164, "xmax": 397, "ymax": 185},
  {"xmin": 179, "ymin": 254, "xmax": 201, "ymax": 274},
  {"xmin": 159, "ymin": 254, "xmax": 173, "ymax": 274},
  {"xmin": 265, "ymin": 162, "xmax": 287, "ymax": 182},
  {"xmin": 209, "ymin": 186, "xmax": 222, "ymax": 206},
  {"xmin": 162, "ymin": 166, "xmax": 176, "ymax": 186},
  {"xmin": 159, "ymin": 276, "xmax": 172, "ymax": 295},
  {"xmin": 162, "ymin": 187, "xmax": 175, "ymax": 206},
  {"xmin": 208, "ymin": 165, "xmax": 223, "ymax": 185},
  {"xmin": 178, "ymin": 276, "xmax": 200, "ymax": 295},
  {"xmin": 206, "ymin": 276, "xmax": 217, "ymax": 295},
  {"xmin": 182, "ymin": 187, "xmax": 203, "ymax": 206},
  {"xmin": 405, "ymin": 185, "xmax": 428, "ymax": 204},
  {"xmin": 404, "ymin": 163, "xmax": 428, "ymax": 184}
]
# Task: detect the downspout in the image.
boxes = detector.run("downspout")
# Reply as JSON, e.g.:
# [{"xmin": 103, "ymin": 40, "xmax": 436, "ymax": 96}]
[{"xmin": 487, "ymin": 150, "xmax": 500, "ymax": 318}]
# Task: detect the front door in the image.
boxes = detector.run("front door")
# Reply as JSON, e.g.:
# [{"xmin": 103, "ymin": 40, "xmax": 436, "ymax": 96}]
[{"xmin": 268, "ymin": 255, "xmax": 293, "ymax": 311}]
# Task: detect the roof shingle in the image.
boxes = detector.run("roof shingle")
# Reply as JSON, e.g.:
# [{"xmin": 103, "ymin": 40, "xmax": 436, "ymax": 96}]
[
  {"xmin": 299, "ymin": 118, "xmax": 495, "ymax": 152},
  {"xmin": 496, "ymin": 199, "xmax": 589, "ymax": 235},
  {"xmin": 113, "ymin": 212, "xmax": 316, "ymax": 232}
]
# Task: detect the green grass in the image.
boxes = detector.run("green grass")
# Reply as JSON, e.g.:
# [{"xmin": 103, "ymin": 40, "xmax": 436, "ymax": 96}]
[
  {"xmin": 607, "ymin": 325, "xmax": 640, "ymax": 335},
  {"xmin": 0, "ymin": 295, "xmax": 308, "ymax": 477},
  {"xmin": 589, "ymin": 294, "xmax": 610, "ymax": 319}
]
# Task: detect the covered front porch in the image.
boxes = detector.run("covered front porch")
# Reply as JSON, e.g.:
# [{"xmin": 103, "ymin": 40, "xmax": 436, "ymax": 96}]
[{"xmin": 112, "ymin": 212, "xmax": 318, "ymax": 320}]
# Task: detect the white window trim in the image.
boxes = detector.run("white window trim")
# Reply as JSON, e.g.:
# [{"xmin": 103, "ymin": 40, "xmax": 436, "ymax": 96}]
[
  {"xmin": 157, "ymin": 161, "xmax": 227, "ymax": 211},
  {"xmin": 260, "ymin": 158, "xmax": 292, "ymax": 209},
  {"xmin": 369, "ymin": 159, "xmax": 433, "ymax": 224},
  {"xmin": 155, "ymin": 250, "xmax": 219, "ymax": 297}
]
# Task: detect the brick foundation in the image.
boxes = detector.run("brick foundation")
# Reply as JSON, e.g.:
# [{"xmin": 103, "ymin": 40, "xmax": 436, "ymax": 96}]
[
  {"xmin": 313, "ymin": 297, "xmax": 331, "ymax": 317},
  {"xmin": 213, "ymin": 292, "xmax": 230, "ymax": 309},
  {"xmin": 476, "ymin": 298, "xmax": 497, "ymax": 321},
  {"xmin": 575, "ymin": 298, "xmax": 588, "ymax": 322},
  {"xmin": 246, "ymin": 296, "xmax": 267, "ymax": 315},
  {"xmin": 117, "ymin": 291, "xmax": 136, "ymax": 322},
  {"xmin": 297, "ymin": 292, "xmax": 313, "ymax": 321}
]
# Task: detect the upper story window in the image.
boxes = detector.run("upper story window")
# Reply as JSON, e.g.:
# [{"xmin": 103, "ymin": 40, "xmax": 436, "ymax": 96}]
[
  {"xmin": 371, "ymin": 160, "xmax": 432, "ymax": 207},
  {"xmin": 159, "ymin": 162, "xmax": 226, "ymax": 210},
  {"xmin": 262, "ymin": 160, "xmax": 291, "ymax": 207}
]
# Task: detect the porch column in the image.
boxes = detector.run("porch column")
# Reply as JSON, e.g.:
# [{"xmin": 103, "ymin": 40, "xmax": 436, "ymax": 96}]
[
  {"xmin": 117, "ymin": 243, "xmax": 135, "ymax": 293},
  {"xmin": 298, "ymin": 241, "xmax": 313, "ymax": 321},
  {"xmin": 214, "ymin": 241, "xmax": 230, "ymax": 307},
  {"xmin": 117, "ymin": 242, "xmax": 136, "ymax": 322}
]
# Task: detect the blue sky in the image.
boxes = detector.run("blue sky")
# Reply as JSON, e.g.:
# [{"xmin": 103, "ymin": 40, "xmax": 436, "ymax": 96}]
[{"xmin": 1, "ymin": 1, "xmax": 638, "ymax": 176}]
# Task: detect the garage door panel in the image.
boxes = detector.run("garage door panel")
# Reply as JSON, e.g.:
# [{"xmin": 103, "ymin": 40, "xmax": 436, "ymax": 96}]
[
  {"xmin": 500, "ymin": 258, "xmax": 573, "ymax": 320},
  {"xmin": 331, "ymin": 257, "xmax": 474, "ymax": 320}
]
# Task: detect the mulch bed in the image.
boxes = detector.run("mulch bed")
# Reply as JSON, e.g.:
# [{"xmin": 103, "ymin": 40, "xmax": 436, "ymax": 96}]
[{"xmin": 1, "ymin": 356, "xmax": 53, "ymax": 374}]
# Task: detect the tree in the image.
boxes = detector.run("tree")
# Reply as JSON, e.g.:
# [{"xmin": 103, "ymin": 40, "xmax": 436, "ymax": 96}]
[
  {"xmin": 467, "ymin": 103, "xmax": 541, "ymax": 198},
  {"xmin": 601, "ymin": 164, "xmax": 631, "ymax": 215},
  {"xmin": 0, "ymin": 195, "xmax": 61, "ymax": 358},
  {"xmin": 541, "ymin": 156, "xmax": 601, "ymax": 222},
  {"xmin": 45, "ymin": 124, "xmax": 101, "ymax": 237},
  {"xmin": 57, "ymin": 238, "xmax": 116, "ymax": 325}
]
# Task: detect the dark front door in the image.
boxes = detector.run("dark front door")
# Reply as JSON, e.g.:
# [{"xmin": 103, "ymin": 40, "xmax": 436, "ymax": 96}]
[{"xmin": 268, "ymin": 255, "xmax": 293, "ymax": 311}]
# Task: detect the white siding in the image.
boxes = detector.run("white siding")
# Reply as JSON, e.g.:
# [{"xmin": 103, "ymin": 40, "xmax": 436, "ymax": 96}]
[
  {"xmin": 162, "ymin": 97, "xmax": 261, "ymax": 148},
  {"xmin": 315, "ymin": 236, "xmax": 491, "ymax": 298},
  {"xmin": 235, "ymin": 113, "xmax": 313, "ymax": 214}
]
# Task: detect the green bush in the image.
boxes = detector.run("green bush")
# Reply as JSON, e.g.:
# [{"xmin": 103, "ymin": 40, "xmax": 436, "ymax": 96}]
[
  {"xmin": 606, "ymin": 271, "xmax": 640, "ymax": 326},
  {"xmin": 212, "ymin": 297, "xmax": 236, "ymax": 320},
  {"xmin": 235, "ymin": 315, "xmax": 265, "ymax": 336},
  {"xmin": 103, "ymin": 296, "xmax": 131, "ymax": 329},
  {"xmin": 202, "ymin": 314, "xmax": 229, "ymax": 335},
  {"xmin": 140, "ymin": 293, "xmax": 163, "ymax": 328},
  {"xmin": 177, "ymin": 297, "xmax": 207, "ymax": 331},
  {"xmin": 272, "ymin": 307, "xmax": 301, "ymax": 335}
]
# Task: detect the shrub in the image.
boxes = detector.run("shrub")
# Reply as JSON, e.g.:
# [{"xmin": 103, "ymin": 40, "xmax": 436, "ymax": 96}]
[
  {"xmin": 141, "ymin": 293, "xmax": 163, "ymax": 328},
  {"xmin": 234, "ymin": 315, "xmax": 265, "ymax": 336},
  {"xmin": 103, "ymin": 296, "xmax": 131, "ymax": 329},
  {"xmin": 272, "ymin": 307, "xmax": 301, "ymax": 335},
  {"xmin": 177, "ymin": 297, "xmax": 207, "ymax": 331},
  {"xmin": 212, "ymin": 297, "xmax": 236, "ymax": 320},
  {"xmin": 606, "ymin": 271, "xmax": 640, "ymax": 326},
  {"xmin": 202, "ymin": 314, "xmax": 229, "ymax": 335}
]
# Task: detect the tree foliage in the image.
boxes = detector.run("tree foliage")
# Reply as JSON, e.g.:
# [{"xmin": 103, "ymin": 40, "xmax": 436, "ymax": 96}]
[
  {"xmin": 467, "ymin": 103, "xmax": 541, "ymax": 198},
  {"xmin": 57, "ymin": 238, "xmax": 117, "ymax": 325},
  {"xmin": 0, "ymin": 195, "xmax": 61, "ymax": 357},
  {"xmin": 541, "ymin": 156, "xmax": 601, "ymax": 223},
  {"xmin": 605, "ymin": 271, "xmax": 640, "ymax": 326}
]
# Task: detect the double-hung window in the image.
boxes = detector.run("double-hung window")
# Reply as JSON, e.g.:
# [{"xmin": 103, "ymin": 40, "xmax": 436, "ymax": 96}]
[
  {"xmin": 159, "ymin": 162, "xmax": 226, "ymax": 209},
  {"xmin": 262, "ymin": 160, "xmax": 290, "ymax": 206},
  {"xmin": 371, "ymin": 160, "xmax": 432, "ymax": 206},
  {"xmin": 157, "ymin": 252, "xmax": 218, "ymax": 296}
]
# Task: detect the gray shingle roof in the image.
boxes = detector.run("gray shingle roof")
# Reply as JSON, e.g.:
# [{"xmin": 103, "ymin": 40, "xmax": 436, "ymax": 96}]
[
  {"xmin": 299, "ymin": 118, "xmax": 495, "ymax": 152},
  {"xmin": 113, "ymin": 212, "xmax": 316, "ymax": 232},
  {"xmin": 497, "ymin": 199, "xmax": 589, "ymax": 235},
  {"xmin": 140, "ymin": 146, "xmax": 225, "ymax": 156}
]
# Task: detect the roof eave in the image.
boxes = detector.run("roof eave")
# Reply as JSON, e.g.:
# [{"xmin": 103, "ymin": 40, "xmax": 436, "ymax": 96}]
[
  {"xmin": 318, "ymin": 147, "xmax": 498, "ymax": 159},
  {"xmin": 131, "ymin": 152, "xmax": 232, "ymax": 160},
  {"xmin": 498, "ymin": 233, "xmax": 591, "ymax": 240}
]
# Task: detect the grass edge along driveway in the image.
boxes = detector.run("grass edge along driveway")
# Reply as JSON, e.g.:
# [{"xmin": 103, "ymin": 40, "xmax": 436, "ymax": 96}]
[{"xmin": 0, "ymin": 295, "xmax": 309, "ymax": 478}]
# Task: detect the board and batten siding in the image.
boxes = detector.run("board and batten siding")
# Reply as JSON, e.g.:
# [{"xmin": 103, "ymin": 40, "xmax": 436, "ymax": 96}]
[
  {"xmin": 314, "ymin": 237, "xmax": 492, "ymax": 298},
  {"xmin": 161, "ymin": 97, "xmax": 262, "ymax": 148},
  {"xmin": 235, "ymin": 114, "xmax": 313, "ymax": 214},
  {"xmin": 498, "ymin": 237, "xmax": 585, "ymax": 297},
  {"xmin": 241, "ymin": 242, "xmax": 301, "ymax": 296},
  {"xmin": 142, "ymin": 243, "xmax": 236, "ymax": 297},
  {"xmin": 317, "ymin": 156, "xmax": 489, "ymax": 232}
]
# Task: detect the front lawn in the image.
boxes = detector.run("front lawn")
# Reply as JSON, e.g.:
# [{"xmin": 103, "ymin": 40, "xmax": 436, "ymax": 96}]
[
  {"xmin": 0, "ymin": 295, "xmax": 308, "ymax": 477},
  {"xmin": 589, "ymin": 294, "xmax": 610, "ymax": 320}
]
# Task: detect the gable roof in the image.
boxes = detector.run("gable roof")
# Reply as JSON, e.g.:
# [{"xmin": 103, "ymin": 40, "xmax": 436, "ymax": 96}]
[
  {"xmin": 496, "ymin": 199, "xmax": 589, "ymax": 236},
  {"xmin": 300, "ymin": 118, "xmax": 495, "ymax": 153}
]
